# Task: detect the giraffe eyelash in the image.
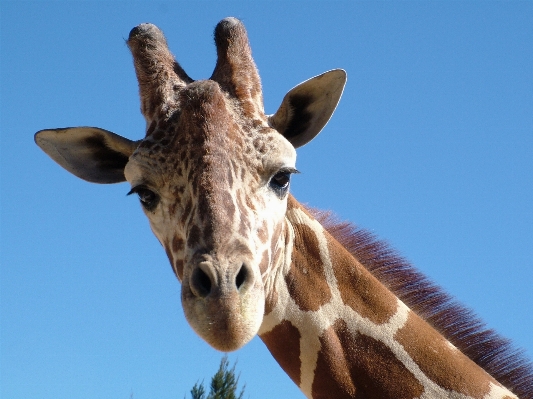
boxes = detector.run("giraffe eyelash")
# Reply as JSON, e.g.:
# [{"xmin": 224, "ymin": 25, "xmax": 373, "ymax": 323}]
[
  {"xmin": 279, "ymin": 167, "xmax": 300, "ymax": 175},
  {"xmin": 127, "ymin": 185, "xmax": 160, "ymax": 212},
  {"xmin": 269, "ymin": 168, "xmax": 299, "ymax": 198}
]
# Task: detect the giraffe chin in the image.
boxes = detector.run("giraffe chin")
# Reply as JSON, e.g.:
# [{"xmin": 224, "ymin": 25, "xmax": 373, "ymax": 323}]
[{"xmin": 182, "ymin": 289, "xmax": 265, "ymax": 352}]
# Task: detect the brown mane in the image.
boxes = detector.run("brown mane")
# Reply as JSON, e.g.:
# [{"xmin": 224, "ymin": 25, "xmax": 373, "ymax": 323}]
[{"xmin": 310, "ymin": 208, "xmax": 533, "ymax": 399}]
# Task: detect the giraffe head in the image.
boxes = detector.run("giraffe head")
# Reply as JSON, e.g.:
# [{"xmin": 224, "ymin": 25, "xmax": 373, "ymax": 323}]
[{"xmin": 35, "ymin": 18, "xmax": 346, "ymax": 351}]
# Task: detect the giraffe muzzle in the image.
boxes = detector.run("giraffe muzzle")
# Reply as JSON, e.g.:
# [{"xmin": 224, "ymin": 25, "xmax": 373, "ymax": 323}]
[{"xmin": 182, "ymin": 259, "xmax": 265, "ymax": 352}]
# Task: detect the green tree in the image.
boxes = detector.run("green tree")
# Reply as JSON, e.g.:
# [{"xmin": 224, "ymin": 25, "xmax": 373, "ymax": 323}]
[
  {"xmin": 188, "ymin": 356, "xmax": 246, "ymax": 399},
  {"xmin": 189, "ymin": 382, "xmax": 206, "ymax": 399}
]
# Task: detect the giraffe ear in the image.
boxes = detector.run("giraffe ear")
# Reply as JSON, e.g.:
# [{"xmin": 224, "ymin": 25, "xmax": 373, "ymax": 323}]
[
  {"xmin": 268, "ymin": 69, "xmax": 346, "ymax": 148},
  {"xmin": 35, "ymin": 127, "xmax": 139, "ymax": 184}
]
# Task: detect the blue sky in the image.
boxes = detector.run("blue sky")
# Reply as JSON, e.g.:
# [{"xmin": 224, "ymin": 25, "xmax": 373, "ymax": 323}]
[{"xmin": 1, "ymin": 2, "xmax": 532, "ymax": 398}]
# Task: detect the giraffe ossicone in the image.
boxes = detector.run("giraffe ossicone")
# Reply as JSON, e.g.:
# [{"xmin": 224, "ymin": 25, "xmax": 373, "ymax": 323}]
[{"xmin": 35, "ymin": 17, "xmax": 532, "ymax": 399}]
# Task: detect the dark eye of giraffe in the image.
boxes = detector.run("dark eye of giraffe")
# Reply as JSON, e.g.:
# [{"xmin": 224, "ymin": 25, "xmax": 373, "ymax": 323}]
[
  {"xmin": 127, "ymin": 185, "xmax": 160, "ymax": 212},
  {"xmin": 269, "ymin": 168, "xmax": 299, "ymax": 198}
]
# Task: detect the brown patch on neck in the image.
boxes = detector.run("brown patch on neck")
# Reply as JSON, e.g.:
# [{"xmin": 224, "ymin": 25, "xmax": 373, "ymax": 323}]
[
  {"xmin": 260, "ymin": 320, "xmax": 302, "ymax": 386},
  {"xmin": 327, "ymin": 233, "xmax": 398, "ymax": 325},
  {"xmin": 396, "ymin": 311, "xmax": 495, "ymax": 398},
  {"xmin": 312, "ymin": 319, "xmax": 356, "ymax": 399},
  {"xmin": 313, "ymin": 319, "xmax": 424, "ymax": 399},
  {"xmin": 285, "ymin": 222, "xmax": 332, "ymax": 312}
]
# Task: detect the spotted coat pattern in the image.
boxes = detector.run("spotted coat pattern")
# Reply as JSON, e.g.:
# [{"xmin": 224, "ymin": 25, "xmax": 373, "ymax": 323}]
[{"xmin": 260, "ymin": 198, "xmax": 517, "ymax": 398}]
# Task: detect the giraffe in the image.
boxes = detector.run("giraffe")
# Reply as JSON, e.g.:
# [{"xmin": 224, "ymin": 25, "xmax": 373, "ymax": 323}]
[{"xmin": 34, "ymin": 18, "xmax": 532, "ymax": 399}]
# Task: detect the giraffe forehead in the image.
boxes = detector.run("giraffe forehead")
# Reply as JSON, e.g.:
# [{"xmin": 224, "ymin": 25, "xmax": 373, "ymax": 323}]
[
  {"xmin": 126, "ymin": 80, "xmax": 296, "ymax": 188},
  {"xmin": 128, "ymin": 124, "xmax": 294, "ymax": 183}
]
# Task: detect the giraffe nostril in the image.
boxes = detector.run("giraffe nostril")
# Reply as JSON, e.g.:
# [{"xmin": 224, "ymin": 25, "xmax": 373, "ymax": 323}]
[
  {"xmin": 190, "ymin": 261, "xmax": 252, "ymax": 298},
  {"xmin": 191, "ymin": 266, "xmax": 212, "ymax": 298},
  {"xmin": 235, "ymin": 264, "xmax": 248, "ymax": 291}
]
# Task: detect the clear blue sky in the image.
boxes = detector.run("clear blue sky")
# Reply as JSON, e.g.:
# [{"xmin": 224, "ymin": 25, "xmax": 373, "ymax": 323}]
[{"xmin": 1, "ymin": 2, "xmax": 532, "ymax": 398}]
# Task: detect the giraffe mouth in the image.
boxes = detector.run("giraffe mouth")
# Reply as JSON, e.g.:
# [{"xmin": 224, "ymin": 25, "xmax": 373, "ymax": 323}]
[
  {"xmin": 185, "ymin": 292, "xmax": 264, "ymax": 352},
  {"xmin": 181, "ymin": 260, "xmax": 265, "ymax": 352}
]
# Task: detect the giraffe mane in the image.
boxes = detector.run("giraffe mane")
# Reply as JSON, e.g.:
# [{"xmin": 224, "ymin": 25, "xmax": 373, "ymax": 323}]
[{"xmin": 308, "ymin": 207, "xmax": 533, "ymax": 399}]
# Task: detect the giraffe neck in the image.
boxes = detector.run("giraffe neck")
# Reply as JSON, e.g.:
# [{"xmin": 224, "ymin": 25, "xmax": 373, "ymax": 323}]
[{"xmin": 258, "ymin": 196, "xmax": 516, "ymax": 399}]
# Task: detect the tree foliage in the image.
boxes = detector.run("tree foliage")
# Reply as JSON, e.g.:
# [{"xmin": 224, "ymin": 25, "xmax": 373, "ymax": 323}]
[{"xmin": 188, "ymin": 356, "xmax": 245, "ymax": 399}]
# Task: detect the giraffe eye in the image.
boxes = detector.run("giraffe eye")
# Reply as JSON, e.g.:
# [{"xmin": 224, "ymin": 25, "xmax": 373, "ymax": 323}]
[
  {"xmin": 127, "ymin": 186, "xmax": 160, "ymax": 211},
  {"xmin": 269, "ymin": 169, "xmax": 298, "ymax": 198}
]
